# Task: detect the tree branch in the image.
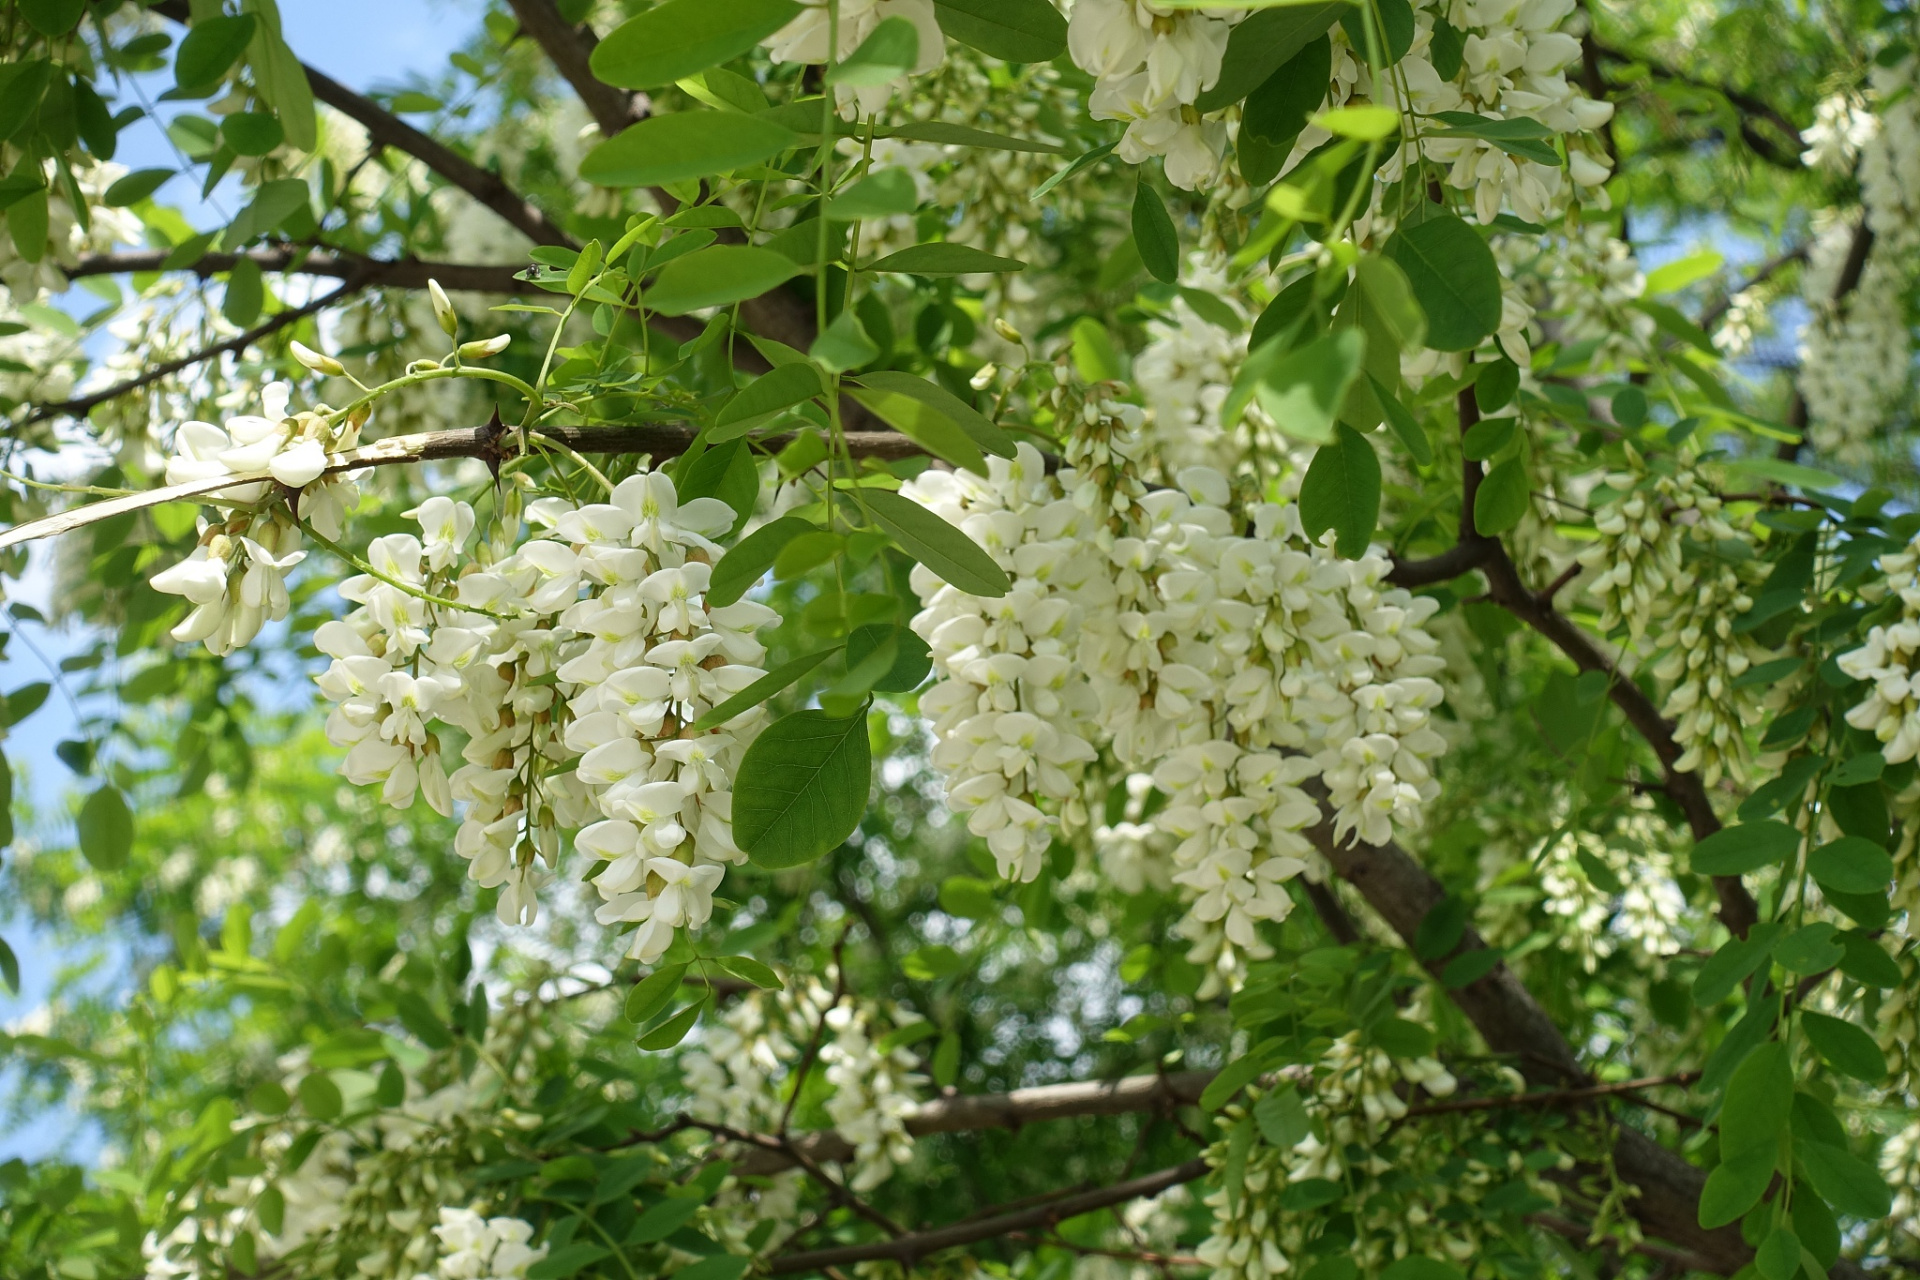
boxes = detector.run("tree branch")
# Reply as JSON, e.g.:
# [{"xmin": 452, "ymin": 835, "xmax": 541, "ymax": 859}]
[
  {"xmin": 23, "ymin": 276, "xmax": 366, "ymax": 426},
  {"xmin": 503, "ymin": 0, "xmax": 642, "ymax": 137},
  {"xmin": 150, "ymin": 0, "xmax": 573, "ymax": 249},
  {"xmin": 764, "ymin": 1157, "xmax": 1212, "ymax": 1274},
  {"xmin": 0, "ymin": 420, "xmax": 926, "ymax": 551},
  {"xmin": 66, "ymin": 248, "xmax": 529, "ymax": 295},
  {"xmin": 733, "ymin": 1070, "xmax": 1216, "ymax": 1174},
  {"xmin": 1593, "ymin": 43, "xmax": 1804, "ymax": 165}
]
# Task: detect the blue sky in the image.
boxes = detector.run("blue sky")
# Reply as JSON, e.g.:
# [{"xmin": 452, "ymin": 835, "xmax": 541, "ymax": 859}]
[{"xmin": 0, "ymin": 0, "xmax": 482, "ymax": 1164}]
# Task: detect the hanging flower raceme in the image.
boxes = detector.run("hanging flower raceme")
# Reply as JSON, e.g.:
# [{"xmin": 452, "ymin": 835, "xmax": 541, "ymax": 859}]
[
  {"xmin": 307, "ymin": 465, "xmax": 772, "ymax": 952},
  {"xmin": 1839, "ymin": 537, "xmax": 1920, "ymax": 764},
  {"xmin": 904, "ymin": 370, "xmax": 1449, "ymax": 974},
  {"xmin": 150, "ymin": 382, "xmax": 366, "ymax": 656},
  {"xmin": 761, "ymin": 0, "xmax": 946, "ymax": 117}
]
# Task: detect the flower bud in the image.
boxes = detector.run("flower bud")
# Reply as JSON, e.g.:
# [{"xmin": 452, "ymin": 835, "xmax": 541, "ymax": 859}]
[
  {"xmin": 969, "ymin": 362, "xmax": 997, "ymax": 391},
  {"xmin": 992, "ymin": 318, "xmax": 1024, "ymax": 344},
  {"xmin": 290, "ymin": 341, "xmax": 345, "ymax": 377},
  {"xmin": 458, "ymin": 335, "xmax": 511, "ymax": 359},
  {"xmin": 428, "ymin": 279, "xmax": 458, "ymax": 337}
]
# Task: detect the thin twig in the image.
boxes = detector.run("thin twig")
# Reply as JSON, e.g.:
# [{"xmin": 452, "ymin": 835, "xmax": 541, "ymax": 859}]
[
  {"xmin": 779, "ymin": 925, "xmax": 851, "ymax": 1137},
  {"xmin": 764, "ymin": 1158, "xmax": 1212, "ymax": 1274},
  {"xmin": 25, "ymin": 276, "xmax": 365, "ymax": 424}
]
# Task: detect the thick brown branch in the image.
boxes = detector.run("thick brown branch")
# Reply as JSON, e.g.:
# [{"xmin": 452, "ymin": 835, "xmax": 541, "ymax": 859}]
[
  {"xmin": 764, "ymin": 1158, "xmax": 1212, "ymax": 1274},
  {"xmin": 503, "ymin": 0, "xmax": 642, "ymax": 137},
  {"xmin": 1387, "ymin": 538, "xmax": 1496, "ymax": 588},
  {"xmin": 735, "ymin": 1070, "xmax": 1214, "ymax": 1174},
  {"xmin": 1302, "ymin": 812, "xmax": 1760, "ymax": 1272},
  {"xmin": 65, "ymin": 248, "xmax": 529, "ymax": 295},
  {"xmin": 1402, "ymin": 1073, "xmax": 1699, "ymax": 1118},
  {"xmin": 25, "ymin": 276, "xmax": 365, "ymax": 425}
]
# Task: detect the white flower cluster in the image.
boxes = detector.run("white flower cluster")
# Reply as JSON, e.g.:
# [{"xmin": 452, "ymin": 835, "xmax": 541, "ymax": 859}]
[
  {"xmin": 680, "ymin": 972, "xmax": 923, "ymax": 1213},
  {"xmin": 906, "ymin": 394, "xmax": 1449, "ymax": 967},
  {"xmin": 1197, "ymin": 1032, "xmax": 1468, "ymax": 1280},
  {"xmin": 151, "ymin": 382, "xmax": 363, "ymax": 655},
  {"xmin": 762, "ymin": 0, "xmax": 945, "ymax": 117},
  {"xmin": 307, "ymin": 469, "xmax": 773, "ymax": 952},
  {"xmin": 0, "ymin": 157, "xmax": 141, "ymax": 300},
  {"xmin": 1839, "ymin": 538, "xmax": 1920, "ymax": 763},
  {"xmin": 1576, "ymin": 456, "xmax": 1770, "ymax": 785},
  {"xmin": 1062, "ymin": 0, "xmax": 1613, "ymax": 203},
  {"xmin": 414, "ymin": 1209, "xmax": 547, "ymax": 1280},
  {"xmin": 1800, "ymin": 57, "xmax": 1920, "ymax": 464},
  {"xmin": 1803, "ymin": 90, "xmax": 1876, "ymax": 173},
  {"xmin": 1540, "ymin": 224, "xmax": 1656, "ymax": 374},
  {"xmin": 1526, "ymin": 819, "xmax": 1687, "ymax": 969}
]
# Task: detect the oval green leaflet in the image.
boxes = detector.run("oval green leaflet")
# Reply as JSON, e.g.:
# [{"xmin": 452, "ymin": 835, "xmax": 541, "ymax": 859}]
[{"xmin": 733, "ymin": 707, "xmax": 873, "ymax": 868}]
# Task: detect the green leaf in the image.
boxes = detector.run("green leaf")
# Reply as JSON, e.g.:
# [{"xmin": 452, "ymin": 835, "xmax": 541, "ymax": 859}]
[
  {"xmin": 104, "ymin": 168, "xmax": 172, "ymax": 207},
  {"xmin": 829, "ymin": 17, "xmax": 920, "ymax": 86},
  {"xmin": 175, "ymin": 15, "xmax": 257, "ymax": 91},
  {"xmin": 76, "ymin": 785, "xmax": 132, "ymax": 871},
  {"xmin": 1461, "ymin": 416, "xmax": 1516, "ymax": 461},
  {"xmin": 591, "ymin": 0, "xmax": 802, "ymax": 89},
  {"xmin": 1836, "ymin": 930, "xmax": 1902, "ymax": 987},
  {"xmin": 1806, "ymin": 836, "xmax": 1892, "ymax": 894},
  {"xmin": 1253, "ymin": 326, "xmax": 1364, "ymax": 445},
  {"xmin": 297, "ymin": 1073, "xmax": 342, "ymax": 1121},
  {"xmin": 1692, "ymin": 922, "xmax": 1781, "ymax": 1007},
  {"xmin": 637, "ymin": 1001, "xmax": 704, "ymax": 1050},
  {"xmin": 709, "ymin": 516, "xmax": 819, "ymax": 606},
  {"xmin": 1384, "ymin": 214, "xmax": 1502, "ymax": 351},
  {"xmin": 1253, "ymin": 1084, "xmax": 1312, "ymax": 1147},
  {"xmin": 0, "ymin": 61, "xmax": 51, "ymax": 143},
  {"xmin": 221, "ymin": 255, "xmax": 263, "ymax": 328},
  {"xmin": 855, "ymin": 370, "xmax": 1016, "ymax": 458},
  {"xmin": 647, "ymin": 245, "xmax": 801, "ymax": 315},
  {"xmin": 868, "ymin": 243, "xmax": 1026, "ymax": 275},
  {"xmin": 1724, "ymin": 456, "xmax": 1845, "ymax": 493},
  {"xmin": 8, "ymin": 187, "xmax": 47, "ymax": 262},
  {"xmin": 1472, "ymin": 459, "xmax": 1528, "ymax": 535},
  {"xmin": 1298, "ymin": 424, "xmax": 1380, "ymax": 557},
  {"xmin": 1797, "ymin": 1141, "xmax": 1892, "ymax": 1219},
  {"xmin": 1720, "ymin": 1041, "xmax": 1791, "ymax": 1162},
  {"xmin": 932, "ymin": 1029, "xmax": 961, "ymax": 1084},
  {"xmin": 1831, "ymin": 752, "xmax": 1884, "ymax": 786},
  {"xmin": 222, "ymin": 177, "xmax": 310, "ymax": 249},
  {"xmin": 221, "ymin": 111, "xmax": 284, "ymax": 157},
  {"xmin": 849, "ymin": 387, "xmax": 985, "ymax": 474},
  {"xmin": 1772, "ymin": 923, "xmax": 1843, "ymax": 974},
  {"xmin": 0, "ymin": 934, "xmax": 17, "ymax": 995},
  {"xmin": 678, "ymin": 438, "xmax": 759, "ymax": 535},
  {"xmin": 1691, "ymin": 820, "xmax": 1799, "ymax": 875},
  {"xmin": 1440, "ymin": 948, "xmax": 1502, "ymax": 988},
  {"xmin": 691, "ymin": 647, "xmax": 839, "ymax": 731},
  {"xmin": 809, "ymin": 309, "xmax": 879, "ymax": 372},
  {"xmin": 247, "ymin": 7, "xmax": 317, "ymax": 151},
  {"xmin": 393, "ymin": 991, "xmax": 453, "ymax": 1049},
  {"xmin": 625, "ymin": 963, "xmax": 690, "ymax": 1023},
  {"xmin": 1643, "ymin": 249, "xmax": 1725, "ymax": 296},
  {"xmin": 713, "ymin": 364, "xmax": 824, "ymax": 440},
  {"xmin": 1200, "ymin": 1048, "xmax": 1271, "ymax": 1110},
  {"xmin": 581, "ymin": 111, "xmax": 797, "ymax": 188},
  {"xmin": 1379, "ymin": 1259, "xmax": 1464, "ymax": 1280},
  {"xmin": 1132, "ymin": 184, "xmax": 1180, "ymax": 284},
  {"xmin": 1370, "ymin": 1016, "xmax": 1437, "ymax": 1057},
  {"xmin": 1195, "ymin": 3, "xmax": 1349, "ymax": 112},
  {"xmin": 18, "ymin": 0, "xmax": 85, "ymax": 37},
  {"xmin": 528, "ymin": 1243, "xmax": 612, "ymax": 1279},
  {"xmin": 734, "ymin": 708, "xmax": 873, "ymax": 868},
  {"xmin": 883, "ymin": 121, "xmax": 1064, "ymax": 153},
  {"xmin": 939, "ymin": 875, "xmax": 997, "ymax": 919},
  {"xmin": 845, "ymin": 623, "xmax": 932, "ymax": 692},
  {"xmin": 1029, "ymin": 140, "xmax": 1116, "ymax": 201},
  {"xmin": 1800, "ymin": 1011, "xmax": 1886, "ymax": 1082},
  {"xmin": 1243, "ymin": 34, "xmax": 1332, "ymax": 145},
  {"xmin": 862, "ymin": 488, "xmax": 1012, "ymax": 596},
  {"xmin": 715, "ymin": 955, "xmax": 784, "ymax": 989},
  {"xmin": 933, "ymin": 0, "xmax": 1067, "ymax": 63},
  {"xmin": 1698, "ymin": 1150, "xmax": 1775, "ymax": 1229},
  {"xmin": 1427, "ymin": 111, "xmax": 1561, "ymax": 166},
  {"xmin": 905, "ymin": 943, "xmax": 965, "ymax": 979},
  {"xmin": 1366, "ymin": 373, "xmax": 1432, "ymax": 465},
  {"xmin": 675, "ymin": 1257, "xmax": 752, "ymax": 1280},
  {"xmin": 828, "ymin": 167, "xmax": 921, "ymax": 220}
]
